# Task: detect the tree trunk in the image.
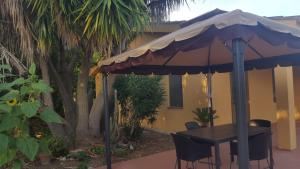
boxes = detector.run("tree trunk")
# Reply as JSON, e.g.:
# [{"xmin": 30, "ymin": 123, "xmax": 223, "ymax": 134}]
[
  {"xmin": 88, "ymin": 75, "xmax": 116, "ymax": 137},
  {"xmin": 38, "ymin": 56, "xmax": 67, "ymax": 138},
  {"xmin": 88, "ymin": 41, "xmax": 126, "ymax": 138},
  {"xmin": 49, "ymin": 59, "xmax": 76, "ymax": 136},
  {"xmin": 88, "ymin": 91, "xmax": 103, "ymax": 137},
  {"xmin": 76, "ymin": 54, "xmax": 90, "ymax": 141}
]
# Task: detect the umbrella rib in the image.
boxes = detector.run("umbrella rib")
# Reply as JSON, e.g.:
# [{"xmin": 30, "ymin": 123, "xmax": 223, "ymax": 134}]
[
  {"xmin": 242, "ymin": 39, "xmax": 265, "ymax": 59},
  {"xmin": 162, "ymin": 49, "xmax": 179, "ymax": 66},
  {"xmin": 223, "ymin": 41, "xmax": 233, "ymax": 54}
]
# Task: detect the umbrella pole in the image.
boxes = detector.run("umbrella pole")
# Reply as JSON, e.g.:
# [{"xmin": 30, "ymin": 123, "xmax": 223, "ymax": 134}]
[
  {"xmin": 102, "ymin": 73, "xmax": 112, "ymax": 169},
  {"xmin": 207, "ymin": 72, "xmax": 214, "ymax": 126},
  {"xmin": 232, "ymin": 38, "xmax": 249, "ymax": 169}
]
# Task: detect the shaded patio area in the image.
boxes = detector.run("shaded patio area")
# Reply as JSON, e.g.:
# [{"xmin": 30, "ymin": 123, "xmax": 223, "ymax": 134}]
[{"xmin": 98, "ymin": 122, "xmax": 299, "ymax": 169}]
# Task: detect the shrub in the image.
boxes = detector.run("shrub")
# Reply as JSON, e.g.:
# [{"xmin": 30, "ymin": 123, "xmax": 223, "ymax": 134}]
[
  {"xmin": 0, "ymin": 64, "xmax": 62, "ymax": 168},
  {"xmin": 114, "ymin": 75, "xmax": 165, "ymax": 140},
  {"xmin": 90, "ymin": 145, "xmax": 105, "ymax": 155},
  {"xmin": 68, "ymin": 151, "xmax": 90, "ymax": 161},
  {"xmin": 68, "ymin": 151, "xmax": 91, "ymax": 169},
  {"xmin": 123, "ymin": 124, "xmax": 144, "ymax": 141},
  {"xmin": 48, "ymin": 137, "xmax": 69, "ymax": 157}
]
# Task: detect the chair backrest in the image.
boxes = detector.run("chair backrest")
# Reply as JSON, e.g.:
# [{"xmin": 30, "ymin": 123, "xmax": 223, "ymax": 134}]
[
  {"xmin": 248, "ymin": 133, "xmax": 269, "ymax": 160},
  {"xmin": 249, "ymin": 119, "xmax": 271, "ymax": 128},
  {"xmin": 171, "ymin": 133, "xmax": 211, "ymax": 162},
  {"xmin": 185, "ymin": 121, "xmax": 201, "ymax": 130}
]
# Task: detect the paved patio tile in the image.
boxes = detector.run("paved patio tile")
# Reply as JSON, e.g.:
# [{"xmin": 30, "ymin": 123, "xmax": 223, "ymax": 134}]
[{"xmin": 98, "ymin": 124, "xmax": 300, "ymax": 169}]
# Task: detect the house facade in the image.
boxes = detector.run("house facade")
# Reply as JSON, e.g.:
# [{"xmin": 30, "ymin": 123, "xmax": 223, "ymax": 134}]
[{"xmin": 91, "ymin": 10, "xmax": 300, "ymax": 150}]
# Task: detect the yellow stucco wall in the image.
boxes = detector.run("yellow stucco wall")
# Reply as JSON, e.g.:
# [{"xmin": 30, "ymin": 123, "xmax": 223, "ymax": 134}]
[
  {"xmin": 148, "ymin": 69, "xmax": 281, "ymax": 132},
  {"xmin": 147, "ymin": 73, "xmax": 233, "ymax": 132},
  {"xmin": 248, "ymin": 69, "xmax": 277, "ymax": 122},
  {"xmin": 293, "ymin": 66, "xmax": 300, "ymax": 120}
]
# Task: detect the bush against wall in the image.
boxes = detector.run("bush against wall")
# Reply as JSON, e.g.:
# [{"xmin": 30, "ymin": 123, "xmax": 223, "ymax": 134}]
[{"xmin": 113, "ymin": 75, "xmax": 165, "ymax": 140}]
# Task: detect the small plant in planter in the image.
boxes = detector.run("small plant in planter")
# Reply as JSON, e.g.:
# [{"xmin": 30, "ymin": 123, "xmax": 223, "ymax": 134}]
[
  {"xmin": 193, "ymin": 107, "xmax": 218, "ymax": 127},
  {"xmin": 0, "ymin": 64, "xmax": 63, "ymax": 168}
]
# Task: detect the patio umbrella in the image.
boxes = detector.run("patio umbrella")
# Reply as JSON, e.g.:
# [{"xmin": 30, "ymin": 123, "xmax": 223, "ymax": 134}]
[{"xmin": 98, "ymin": 9, "xmax": 300, "ymax": 169}]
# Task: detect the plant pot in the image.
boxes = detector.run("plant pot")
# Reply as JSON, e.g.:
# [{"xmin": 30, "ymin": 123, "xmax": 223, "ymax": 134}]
[{"xmin": 39, "ymin": 153, "xmax": 51, "ymax": 165}]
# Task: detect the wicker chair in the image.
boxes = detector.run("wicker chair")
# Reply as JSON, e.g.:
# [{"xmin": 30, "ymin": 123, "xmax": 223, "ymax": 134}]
[
  {"xmin": 171, "ymin": 133, "xmax": 213, "ymax": 169},
  {"xmin": 230, "ymin": 119, "xmax": 271, "ymax": 169}
]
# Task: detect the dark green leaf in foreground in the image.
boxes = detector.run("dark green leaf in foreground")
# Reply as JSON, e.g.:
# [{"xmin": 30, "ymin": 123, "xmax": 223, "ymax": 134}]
[
  {"xmin": 16, "ymin": 137, "xmax": 39, "ymax": 161},
  {"xmin": 0, "ymin": 149, "xmax": 16, "ymax": 167},
  {"xmin": 0, "ymin": 134, "xmax": 9, "ymax": 152},
  {"xmin": 20, "ymin": 101, "xmax": 40, "ymax": 117},
  {"xmin": 40, "ymin": 107, "xmax": 62, "ymax": 123}
]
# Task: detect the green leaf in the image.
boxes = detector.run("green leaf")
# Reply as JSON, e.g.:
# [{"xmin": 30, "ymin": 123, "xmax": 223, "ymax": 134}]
[
  {"xmin": 0, "ymin": 149, "xmax": 16, "ymax": 167},
  {"xmin": 0, "ymin": 134, "xmax": 9, "ymax": 152},
  {"xmin": 11, "ymin": 106, "xmax": 23, "ymax": 116},
  {"xmin": 0, "ymin": 115, "xmax": 21, "ymax": 132},
  {"xmin": 12, "ymin": 160, "xmax": 22, "ymax": 169},
  {"xmin": 16, "ymin": 137, "xmax": 39, "ymax": 161},
  {"xmin": 0, "ymin": 64, "xmax": 12, "ymax": 72},
  {"xmin": 40, "ymin": 107, "xmax": 62, "ymax": 123},
  {"xmin": 0, "ymin": 83, "xmax": 12, "ymax": 91},
  {"xmin": 0, "ymin": 104, "xmax": 12, "ymax": 113},
  {"xmin": 31, "ymin": 80, "xmax": 52, "ymax": 92},
  {"xmin": 11, "ymin": 78, "xmax": 25, "ymax": 86},
  {"xmin": 21, "ymin": 101, "xmax": 40, "ymax": 118},
  {"xmin": 0, "ymin": 90, "xmax": 19, "ymax": 101},
  {"xmin": 20, "ymin": 86, "xmax": 32, "ymax": 96},
  {"xmin": 39, "ymin": 138, "xmax": 50, "ymax": 154},
  {"xmin": 29, "ymin": 64, "xmax": 36, "ymax": 75}
]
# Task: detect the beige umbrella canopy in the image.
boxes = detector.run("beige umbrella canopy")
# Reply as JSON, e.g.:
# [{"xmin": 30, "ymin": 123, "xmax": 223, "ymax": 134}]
[
  {"xmin": 98, "ymin": 9, "xmax": 300, "ymax": 75},
  {"xmin": 99, "ymin": 9, "xmax": 300, "ymax": 169}
]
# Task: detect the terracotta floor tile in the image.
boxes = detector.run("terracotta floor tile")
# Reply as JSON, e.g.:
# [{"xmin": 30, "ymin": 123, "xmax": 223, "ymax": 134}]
[{"xmin": 98, "ymin": 124, "xmax": 300, "ymax": 169}]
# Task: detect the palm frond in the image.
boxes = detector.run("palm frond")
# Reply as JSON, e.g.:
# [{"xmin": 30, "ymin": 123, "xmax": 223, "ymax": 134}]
[
  {"xmin": 77, "ymin": 0, "xmax": 150, "ymax": 57},
  {"xmin": 146, "ymin": 0, "xmax": 193, "ymax": 21},
  {"xmin": 0, "ymin": 43, "xmax": 27, "ymax": 75},
  {"xmin": 52, "ymin": 0, "xmax": 80, "ymax": 49},
  {"xmin": 0, "ymin": 0, "xmax": 35, "ymax": 62}
]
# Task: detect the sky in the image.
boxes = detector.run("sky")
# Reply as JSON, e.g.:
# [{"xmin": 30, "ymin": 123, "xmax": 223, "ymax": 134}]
[{"xmin": 170, "ymin": 0, "xmax": 300, "ymax": 21}]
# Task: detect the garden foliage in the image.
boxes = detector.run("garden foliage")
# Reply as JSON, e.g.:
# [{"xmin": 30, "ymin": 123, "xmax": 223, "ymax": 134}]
[
  {"xmin": 0, "ymin": 64, "xmax": 62, "ymax": 168},
  {"xmin": 114, "ymin": 75, "xmax": 164, "ymax": 140}
]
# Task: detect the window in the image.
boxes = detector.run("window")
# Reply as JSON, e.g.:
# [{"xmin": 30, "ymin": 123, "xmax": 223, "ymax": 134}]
[{"xmin": 169, "ymin": 75, "xmax": 183, "ymax": 107}]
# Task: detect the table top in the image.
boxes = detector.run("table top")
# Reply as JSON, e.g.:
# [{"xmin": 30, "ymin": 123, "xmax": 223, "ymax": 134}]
[{"xmin": 177, "ymin": 124, "xmax": 270, "ymax": 144}]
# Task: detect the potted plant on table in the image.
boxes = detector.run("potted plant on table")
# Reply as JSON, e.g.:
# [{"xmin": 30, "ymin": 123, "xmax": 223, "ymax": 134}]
[{"xmin": 193, "ymin": 107, "xmax": 218, "ymax": 127}]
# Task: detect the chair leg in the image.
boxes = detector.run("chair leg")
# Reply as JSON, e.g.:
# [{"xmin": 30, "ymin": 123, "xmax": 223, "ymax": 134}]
[
  {"xmin": 258, "ymin": 160, "xmax": 260, "ymax": 169},
  {"xmin": 210, "ymin": 157, "xmax": 214, "ymax": 169},
  {"xmin": 207, "ymin": 158, "xmax": 211, "ymax": 169},
  {"xmin": 176, "ymin": 159, "xmax": 181, "ymax": 169},
  {"xmin": 267, "ymin": 159, "xmax": 271, "ymax": 169}
]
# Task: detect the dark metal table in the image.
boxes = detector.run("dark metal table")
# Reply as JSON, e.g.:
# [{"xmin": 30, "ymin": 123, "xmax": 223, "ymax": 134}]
[{"xmin": 177, "ymin": 124, "xmax": 274, "ymax": 169}]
